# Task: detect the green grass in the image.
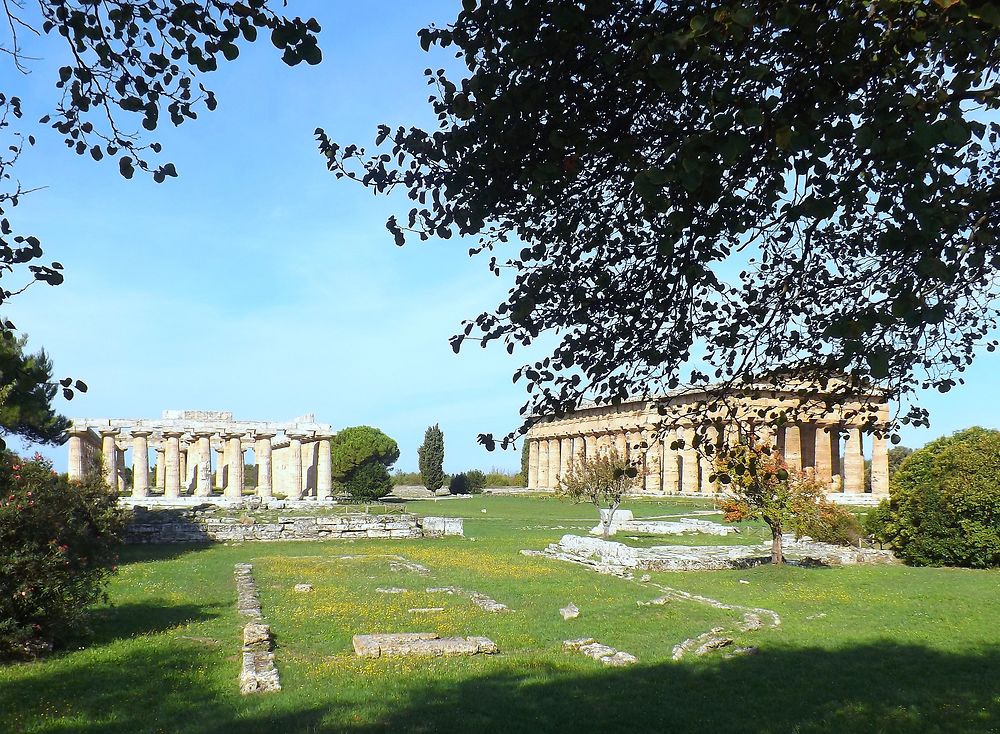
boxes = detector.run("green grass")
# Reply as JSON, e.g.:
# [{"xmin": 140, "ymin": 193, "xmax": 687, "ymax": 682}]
[{"xmin": 2, "ymin": 496, "xmax": 998, "ymax": 733}]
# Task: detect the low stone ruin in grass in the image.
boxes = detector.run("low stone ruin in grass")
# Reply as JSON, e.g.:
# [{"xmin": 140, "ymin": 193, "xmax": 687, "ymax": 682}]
[{"xmin": 352, "ymin": 633, "xmax": 498, "ymax": 658}]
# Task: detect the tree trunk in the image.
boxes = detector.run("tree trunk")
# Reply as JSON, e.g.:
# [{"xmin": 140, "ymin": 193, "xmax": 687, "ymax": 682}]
[
  {"xmin": 601, "ymin": 501, "xmax": 621, "ymax": 540},
  {"xmin": 770, "ymin": 524, "xmax": 783, "ymax": 565}
]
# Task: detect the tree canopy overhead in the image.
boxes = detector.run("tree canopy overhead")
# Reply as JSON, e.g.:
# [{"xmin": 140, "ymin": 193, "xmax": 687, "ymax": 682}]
[{"xmin": 319, "ymin": 0, "xmax": 1000, "ymax": 446}]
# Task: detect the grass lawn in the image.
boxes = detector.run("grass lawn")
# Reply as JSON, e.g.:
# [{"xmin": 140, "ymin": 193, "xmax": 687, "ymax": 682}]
[{"xmin": 1, "ymin": 495, "xmax": 997, "ymax": 733}]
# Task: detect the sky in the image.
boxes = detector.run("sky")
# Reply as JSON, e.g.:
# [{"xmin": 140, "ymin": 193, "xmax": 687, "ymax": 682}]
[{"xmin": 3, "ymin": 1, "xmax": 1000, "ymax": 473}]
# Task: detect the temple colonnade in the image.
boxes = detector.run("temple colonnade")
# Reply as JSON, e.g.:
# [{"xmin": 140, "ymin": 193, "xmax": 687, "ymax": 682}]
[{"xmin": 67, "ymin": 410, "xmax": 335, "ymax": 500}]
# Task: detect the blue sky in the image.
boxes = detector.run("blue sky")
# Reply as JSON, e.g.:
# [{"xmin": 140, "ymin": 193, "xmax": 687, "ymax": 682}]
[{"xmin": 4, "ymin": 1, "xmax": 999, "ymax": 472}]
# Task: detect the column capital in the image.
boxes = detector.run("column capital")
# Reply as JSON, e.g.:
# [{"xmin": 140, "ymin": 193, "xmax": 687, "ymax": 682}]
[
  {"xmin": 99, "ymin": 427, "xmax": 121, "ymax": 437},
  {"xmin": 254, "ymin": 431, "xmax": 278, "ymax": 440},
  {"xmin": 191, "ymin": 430, "xmax": 216, "ymax": 439},
  {"xmin": 130, "ymin": 428, "xmax": 153, "ymax": 438},
  {"xmin": 162, "ymin": 430, "xmax": 185, "ymax": 439}
]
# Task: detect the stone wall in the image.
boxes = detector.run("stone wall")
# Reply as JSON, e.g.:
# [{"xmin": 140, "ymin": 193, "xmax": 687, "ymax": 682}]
[{"xmin": 125, "ymin": 508, "xmax": 462, "ymax": 544}]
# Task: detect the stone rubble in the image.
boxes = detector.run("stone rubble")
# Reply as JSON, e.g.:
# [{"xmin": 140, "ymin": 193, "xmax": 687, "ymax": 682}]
[
  {"xmin": 293, "ymin": 583, "xmax": 313, "ymax": 593},
  {"xmin": 560, "ymin": 603, "xmax": 580, "ymax": 620},
  {"xmin": 126, "ymin": 508, "xmax": 463, "ymax": 543},
  {"xmin": 425, "ymin": 586, "xmax": 511, "ymax": 612},
  {"xmin": 563, "ymin": 638, "xmax": 638, "ymax": 666},
  {"xmin": 672, "ymin": 628, "xmax": 734, "ymax": 660},
  {"xmin": 376, "ymin": 587, "xmax": 408, "ymax": 594},
  {"xmin": 233, "ymin": 564, "xmax": 280, "ymax": 694},
  {"xmin": 389, "ymin": 559, "xmax": 431, "ymax": 575},
  {"xmin": 408, "ymin": 607, "xmax": 445, "ymax": 613},
  {"xmin": 591, "ymin": 510, "xmax": 740, "ymax": 538},
  {"xmin": 352, "ymin": 633, "xmax": 498, "ymax": 658},
  {"xmin": 528, "ymin": 534, "xmax": 895, "ymax": 573}
]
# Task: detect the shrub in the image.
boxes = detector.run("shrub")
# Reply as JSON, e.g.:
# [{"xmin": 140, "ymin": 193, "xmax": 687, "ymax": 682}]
[
  {"xmin": 872, "ymin": 427, "xmax": 1000, "ymax": 568},
  {"xmin": 0, "ymin": 452, "xmax": 127, "ymax": 658},
  {"xmin": 465, "ymin": 470, "xmax": 486, "ymax": 494},
  {"xmin": 449, "ymin": 473, "xmax": 470, "ymax": 495},
  {"xmin": 342, "ymin": 460, "xmax": 392, "ymax": 502},
  {"xmin": 795, "ymin": 497, "xmax": 864, "ymax": 547}
]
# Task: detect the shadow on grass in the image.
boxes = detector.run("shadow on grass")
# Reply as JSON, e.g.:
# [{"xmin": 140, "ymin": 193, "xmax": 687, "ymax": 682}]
[
  {"xmin": 118, "ymin": 541, "xmax": 211, "ymax": 566},
  {"xmin": 81, "ymin": 600, "xmax": 226, "ymax": 648},
  {"xmin": 357, "ymin": 642, "xmax": 1000, "ymax": 734},
  {"xmin": 0, "ymin": 644, "xmax": 334, "ymax": 734}
]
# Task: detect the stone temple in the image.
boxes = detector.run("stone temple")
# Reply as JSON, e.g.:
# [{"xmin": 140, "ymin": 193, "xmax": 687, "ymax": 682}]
[
  {"xmin": 525, "ymin": 384, "xmax": 890, "ymax": 500},
  {"xmin": 67, "ymin": 410, "xmax": 334, "ymax": 501}
]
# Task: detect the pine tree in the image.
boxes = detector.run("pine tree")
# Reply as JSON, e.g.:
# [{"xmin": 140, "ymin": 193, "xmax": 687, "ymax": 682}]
[{"xmin": 417, "ymin": 424, "xmax": 444, "ymax": 491}]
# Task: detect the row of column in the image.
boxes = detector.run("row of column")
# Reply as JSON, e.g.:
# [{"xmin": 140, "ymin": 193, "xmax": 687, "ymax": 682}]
[
  {"xmin": 69, "ymin": 429, "xmax": 334, "ymax": 500},
  {"xmin": 526, "ymin": 422, "xmax": 889, "ymax": 495}
]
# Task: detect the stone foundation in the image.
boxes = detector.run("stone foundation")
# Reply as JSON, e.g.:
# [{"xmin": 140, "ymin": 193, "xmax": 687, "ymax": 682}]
[
  {"xmin": 125, "ymin": 508, "xmax": 462, "ymax": 543},
  {"xmin": 352, "ymin": 633, "xmax": 498, "ymax": 658}
]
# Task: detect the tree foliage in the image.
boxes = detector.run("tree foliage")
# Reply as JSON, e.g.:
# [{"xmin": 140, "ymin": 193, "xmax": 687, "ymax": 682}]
[
  {"xmin": 868, "ymin": 427, "xmax": 1000, "ymax": 567},
  {"xmin": 330, "ymin": 426, "xmax": 400, "ymax": 480},
  {"xmin": 718, "ymin": 442, "xmax": 859, "ymax": 562},
  {"xmin": 0, "ymin": 1, "xmax": 320, "ymax": 381},
  {"xmin": 320, "ymin": 1, "xmax": 1000, "ymax": 445},
  {"xmin": 342, "ymin": 459, "xmax": 392, "ymax": 502},
  {"xmin": 0, "ymin": 452, "xmax": 127, "ymax": 658},
  {"xmin": 0, "ymin": 331, "xmax": 74, "ymax": 447},
  {"xmin": 418, "ymin": 423, "xmax": 445, "ymax": 490},
  {"xmin": 557, "ymin": 447, "xmax": 638, "ymax": 539}
]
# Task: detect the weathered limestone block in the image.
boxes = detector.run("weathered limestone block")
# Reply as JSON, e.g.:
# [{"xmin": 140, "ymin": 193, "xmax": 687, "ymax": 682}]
[
  {"xmin": 294, "ymin": 584, "xmax": 313, "ymax": 593},
  {"xmin": 563, "ymin": 637, "xmax": 637, "ymax": 666},
  {"xmin": 560, "ymin": 603, "xmax": 580, "ymax": 620},
  {"xmin": 352, "ymin": 633, "xmax": 498, "ymax": 658},
  {"xmin": 420, "ymin": 516, "xmax": 465, "ymax": 537}
]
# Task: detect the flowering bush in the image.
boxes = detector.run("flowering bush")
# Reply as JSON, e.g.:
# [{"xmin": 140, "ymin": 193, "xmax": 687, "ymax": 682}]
[{"xmin": 0, "ymin": 452, "xmax": 127, "ymax": 658}]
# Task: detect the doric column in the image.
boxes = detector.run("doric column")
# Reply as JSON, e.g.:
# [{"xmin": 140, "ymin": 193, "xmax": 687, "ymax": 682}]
[
  {"xmin": 871, "ymin": 434, "xmax": 889, "ymax": 495},
  {"xmin": 527, "ymin": 439, "xmax": 539, "ymax": 489},
  {"xmin": 662, "ymin": 427, "xmax": 680, "ymax": 494},
  {"xmin": 843, "ymin": 426, "xmax": 865, "ymax": 494},
  {"xmin": 559, "ymin": 437, "xmax": 572, "ymax": 485},
  {"xmin": 573, "ymin": 434, "xmax": 586, "ymax": 467},
  {"xmin": 536, "ymin": 438, "xmax": 549, "ymax": 489},
  {"xmin": 154, "ymin": 447, "xmax": 165, "ymax": 489},
  {"xmin": 814, "ymin": 424, "xmax": 835, "ymax": 487},
  {"xmin": 131, "ymin": 430, "xmax": 151, "ymax": 497},
  {"xmin": 316, "ymin": 435, "xmax": 332, "ymax": 499},
  {"xmin": 215, "ymin": 443, "xmax": 226, "ymax": 490},
  {"xmin": 699, "ymin": 424, "xmax": 720, "ymax": 493},
  {"xmin": 546, "ymin": 438, "xmax": 561, "ymax": 488},
  {"xmin": 193, "ymin": 432, "xmax": 213, "ymax": 497},
  {"xmin": 100, "ymin": 428, "xmax": 120, "ymax": 490},
  {"xmin": 163, "ymin": 431, "xmax": 183, "ymax": 498},
  {"xmin": 680, "ymin": 426, "xmax": 700, "ymax": 494},
  {"xmin": 287, "ymin": 432, "xmax": 304, "ymax": 500},
  {"xmin": 254, "ymin": 433, "xmax": 276, "ymax": 498},
  {"xmin": 224, "ymin": 432, "xmax": 244, "ymax": 499},
  {"xmin": 613, "ymin": 431, "xmax": 627, "ymax": 459},
  {"xmin": 782, "ymin": 424, "xmax": 803, "ymax": 473},
  {"xmin": 179, "ymin": 444, "xmax": 188, "ymax": 492},
  {"xmin": 644, "ymin": 433, "xmax": 662, "ymax": 493},
  {"xmin": 67, "ymin": 430, "xmax": 87, "ymax": 481}
]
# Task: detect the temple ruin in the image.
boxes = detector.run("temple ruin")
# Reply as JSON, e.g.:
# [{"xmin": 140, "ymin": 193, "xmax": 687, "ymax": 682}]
[
  {"xmin": 67, "ymin": 410, "xmax": 334, "ymax": 500},
  {"xmin": 525, "ymin": 385, "xmax": 890, "ymax": 498}
]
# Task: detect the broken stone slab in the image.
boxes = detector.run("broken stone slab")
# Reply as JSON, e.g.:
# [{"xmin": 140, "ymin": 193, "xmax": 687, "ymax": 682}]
[
  {"xmin": 294, "ymin": 583, "xmax": 313, "ymax": 593},
  {"xmin": 352, "ymin": 633, "xmax": 498, "ymax": 658},
  {"xmin": 243, "ymin": 622, "xmax": 272, "ymax": 650},
  {"xmin": 739, "ymin": 613, "xmax": 763, "ymax": 631},
  {"xmin": 470, "ymin": 593, "xmax": 509, "ymax": 612},
  {"xmin": 560, "ymin": 603, "xmax": 580, "ymax": 620},
  {"xmin": 407, "ymin": 607, "xmax": 445, "ymax": 613},
  {"xmin": 376, "ymin": 587, "xmax": 408, "ymax": 594},
  {"xmin": 420, "ymin": 516, "xmax": 465, "ymax": 537},
  {"xmin": 723, "ymin": 646, "xmax": 759, "ymax": 659},
  {"xmin": 672, "ymin": 628, "xmax": 733, "ymax": 660},
  {"xmin": 563, "ymin": 638, "xmax": 637, "ymax": 666}
]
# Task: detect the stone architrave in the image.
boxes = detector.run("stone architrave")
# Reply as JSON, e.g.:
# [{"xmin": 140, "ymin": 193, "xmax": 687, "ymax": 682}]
[
  {"xmin": 316, "ymin": 435, "xmax": 333, "ymax": 500},
  {"xmin": 680, "ymin": 426, "xmax": 699, "ymax": 494},
  {"xmin": 843, "ymin": 427, "xmax": 865, "ymax": 494},
  {"xmin": 163, "ymin": 431, "xmax": 183, "ymax": 498},
  {"xmin": 286, "ymin": 433, "xmax": 304, "ymax": 500},
  {"xmin": 100, "ymin": 429, "xmax": 120, "ymax": 490},
  {"xmin": 224, "ymin": 433, "xmax": 245, "ymax": 499},
  {"xmin": 131, "ymin": 430, "xmax": 151, "ymax": 497},
  {"xmin": 193, "ymin": 432, "xmax": 214, "ymax": 497},
  {"xmin": 662, "ymin": 428, "xmax": 680, "ymax": 495},
  {"xmin": 527, "ymin": 440, "xmax": 539, "ymax": 489},
  {"xmin": 783, "ymin": 424, "xmax": 803, "ymax": 473}
]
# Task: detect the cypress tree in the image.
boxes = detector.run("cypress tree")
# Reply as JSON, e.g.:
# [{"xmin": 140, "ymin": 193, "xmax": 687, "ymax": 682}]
[{"xmin": 418, "ymin": 424, "xmax": 444, "ymax": 491}]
